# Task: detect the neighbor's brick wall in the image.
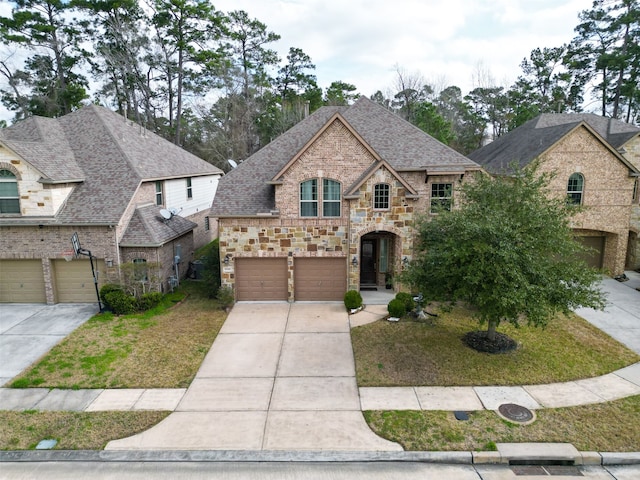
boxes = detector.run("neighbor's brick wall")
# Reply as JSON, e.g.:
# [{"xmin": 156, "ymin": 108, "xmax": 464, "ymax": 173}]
[
  {"xmin": 542, "ymin": 127, "xmax": 634, "ymax": 275},
  {"xmin": 623, "ymin": 136, "xmax": 640, "ymax": 270},
  {"xmin": 0, "ymin": 225, "xmax": 118, "ymax": 303}
]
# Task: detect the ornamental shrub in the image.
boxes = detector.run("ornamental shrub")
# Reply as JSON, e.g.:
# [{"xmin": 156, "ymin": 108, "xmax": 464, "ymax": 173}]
[
  {"xmin": 344, "ymin": 290, "xmax": 363, "ymax": 310},
  {"xmin": 395, "ymin": 292, "xmax": 415, "ymax": 313},
  {"xmin": 100, "ymin": 284, "xmax": 123, "ymax": 311},
  {"xmin": 387, "ymin": 298, "xmax": 406, "ymax": 318},
  {"xmin": 103, "ymin": 290, "xmax": 136, "ymax": 315},
  {"xmin": 137, "ymin": 292, "xmax": 163, "ymax": 311}
]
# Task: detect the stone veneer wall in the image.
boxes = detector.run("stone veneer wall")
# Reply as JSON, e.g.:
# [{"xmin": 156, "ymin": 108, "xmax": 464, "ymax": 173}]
[{"xmin": 542, "ymin": 127, "xmax": 634, "ymax": 275}]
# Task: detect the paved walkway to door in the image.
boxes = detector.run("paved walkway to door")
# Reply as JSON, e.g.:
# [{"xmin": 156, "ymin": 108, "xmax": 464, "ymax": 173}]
[{"xmin": 104, "ymin": 303, "xmax": 402, "ymax": 451}]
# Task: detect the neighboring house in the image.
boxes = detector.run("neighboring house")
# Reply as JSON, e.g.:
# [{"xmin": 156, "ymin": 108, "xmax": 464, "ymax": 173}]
[
  {"xmin": 0, "ymin": 105, "xmax": 223, "ymax": 304},
  {"xmin": 211, "ymin": 96, "xmax": 481, "ymax": 302},
  {"xmin": 468, "ymin": 113, "xmax": 640, "ymax": 276}
]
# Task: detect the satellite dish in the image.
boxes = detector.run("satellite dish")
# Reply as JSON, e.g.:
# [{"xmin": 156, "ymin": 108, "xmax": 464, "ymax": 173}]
[
  {"xmin": 160, "ymin": 209, "xmax": 172, "ymax": 220},
  {"xmin": 169, "ymin": 207, "xmax": 181, "ymax": 216},
  {"xmin": 227, "ymin": 159, "xmax": 238, "ymax": 169}
]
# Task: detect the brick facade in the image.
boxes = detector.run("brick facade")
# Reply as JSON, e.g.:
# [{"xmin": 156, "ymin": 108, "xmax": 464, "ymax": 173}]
[{"xmin": 539, "ymin": 127, "xmax": 635, "ymax": 275}]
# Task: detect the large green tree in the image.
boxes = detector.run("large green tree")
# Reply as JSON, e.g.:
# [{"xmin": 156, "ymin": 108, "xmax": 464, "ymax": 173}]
[
  {"xmin": 403, "ymin": 166, "xmax": 605, "ymax": 346},
  {"xmin": 0, "ymin": 0, "xmax": 88, "ymax": 119}
]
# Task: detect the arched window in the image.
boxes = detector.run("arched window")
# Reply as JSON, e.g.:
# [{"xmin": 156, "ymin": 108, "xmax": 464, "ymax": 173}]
[
  {"xmin": 374, "ymin": 183, "xmax": 390, "ymax": 210},
  {"xmin": 322, "ymin": 179, "xmax": 341, "ymax": 217},
  {"xmin": 567, "ymin": 173, "xmax": 584, "ymax": 205},
  {"xmin": 0, "ymin": 169, "xmax": 20, "ymax": 214},
  {"xmin": 300, "ymin": 179, "xmax": 318, "ymax": 217}
]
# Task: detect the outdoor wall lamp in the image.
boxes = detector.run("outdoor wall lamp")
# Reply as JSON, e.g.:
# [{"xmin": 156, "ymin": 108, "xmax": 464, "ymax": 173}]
[
  {"xmin": 224, "ymin": 254, "xmax": 232, "ymax": 265},
  {"xmin": 105, "ymin": 259, "xmax": 114, "ymax": 267},
  {"xmin": 352, "ymin": 256, "xmax": 358, "ymax": 266},
  {"xmin": 403, "ymin": 256, "xmax": 409, "ymax": 266}
]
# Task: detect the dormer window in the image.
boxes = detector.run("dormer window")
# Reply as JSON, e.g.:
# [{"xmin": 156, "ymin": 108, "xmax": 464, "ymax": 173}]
[
  {"xmin": 0, "ymin": 169, "xmax": 20, "ymax": 214},
  {"xmin": 567, "ymin": 173, "xmax": 584, "ymax": 205},
  {"xmin": 374, "ymin": 183, "xmax": 390, "ymax": 210}
]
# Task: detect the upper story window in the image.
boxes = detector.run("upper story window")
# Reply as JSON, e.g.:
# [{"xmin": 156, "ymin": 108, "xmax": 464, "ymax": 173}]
[
  {"xmin": 567, "ymin": 173, "xmax": 584, "ymax": 205},
  {"xmin": 430, "ymin": 183, "xmax": 452, "ymax": 213},
  {"xmin": 186, "ymin": 178, "xmax": 193, "ymax": 199},
  {"xmin": 300, "ymin": 179, "xmax": 318, "ymax": 217},
  {"xmin": 155, "ymin": 181, "xmax": 164, "ymax": 206},
  {"xmin": 0, "ymin": 169, "xmax": 20, "ymax": 214},
  {"xmin": 374, "ymin": 183, "xmax": 390, "ymax": 210},
  {"xmin": 300, "ymin": 178, "xmax": 341, "ymax": 217},
  {"xmin": 323, "ymin": 179, "xmax": 341, "ymax": 217}
]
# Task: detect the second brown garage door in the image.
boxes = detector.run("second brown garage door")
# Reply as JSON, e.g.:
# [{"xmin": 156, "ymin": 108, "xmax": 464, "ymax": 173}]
[
  {"xmin": 235, "ymin": 258, "xmax": 288, "ymax": 301},
  {"xmin": 294, "ymin": 257, "xmax": 347, "ymax": 301},
  {"xmin": 576, "ymin": 236, "xmax": 605, "ymax": 269}
]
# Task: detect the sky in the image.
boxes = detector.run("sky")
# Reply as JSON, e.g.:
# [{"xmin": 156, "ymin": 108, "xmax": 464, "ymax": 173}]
[
  {"xmin": 0, "ymin": 0, "xmax": 593, "ymax": 122},
  {"xmin": 213, "ymin": 0, "xmax": 593, "ymax": 97}
]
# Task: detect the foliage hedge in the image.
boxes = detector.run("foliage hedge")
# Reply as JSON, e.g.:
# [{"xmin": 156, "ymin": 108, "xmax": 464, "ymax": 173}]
[{"xmin": 387, "ymin": 298, "xmax": 406, "ymax": 317}]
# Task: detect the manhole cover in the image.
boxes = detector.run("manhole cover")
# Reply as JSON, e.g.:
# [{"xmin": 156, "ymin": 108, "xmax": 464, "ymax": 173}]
[{"xmin": 498, "ymin": 403, "xmax": 535, "ymax": 424}]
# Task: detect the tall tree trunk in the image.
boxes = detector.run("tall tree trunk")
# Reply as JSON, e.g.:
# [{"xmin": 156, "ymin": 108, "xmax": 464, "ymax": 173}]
[{"xmin": 486, "ymin": 319, "xmax": 498, "ymax": 341}]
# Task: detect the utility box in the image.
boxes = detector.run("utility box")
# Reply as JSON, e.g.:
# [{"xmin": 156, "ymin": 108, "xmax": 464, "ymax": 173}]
[{"xmin": 192, "ymin": 260, "xmax": 204, "ymax": 280}]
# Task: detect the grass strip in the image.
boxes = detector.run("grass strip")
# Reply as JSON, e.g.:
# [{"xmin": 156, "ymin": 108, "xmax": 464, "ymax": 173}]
[
  {"xmin": 364, "ymin": 395, "xmax": 640, "ymax": 452},
  {"xmin": 0, "ymin": 411, "xmax": 169, "ymax": 450}
]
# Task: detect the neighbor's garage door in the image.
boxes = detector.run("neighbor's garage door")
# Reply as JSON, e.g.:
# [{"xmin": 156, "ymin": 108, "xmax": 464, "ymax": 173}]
[
  {"xmin": 235, "ymin": 258, "xmax": 288, "ymax": 301},
  {"xmin": 294, "ymin": 257, "xmax": 347, "ymax": 301},
  {"xmin": 53, "ymin": 258, "xmax": 104, "ymax": 303},
  {"xmin": 0, "ymin": 260, "xmax": 46, "ymax": 303},
  {"xmin": 576, "ymin": 236, "xmax": 605, "ymax": 269}
]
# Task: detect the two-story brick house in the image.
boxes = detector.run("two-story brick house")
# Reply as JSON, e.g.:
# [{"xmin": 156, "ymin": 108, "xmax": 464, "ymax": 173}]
[
  {"xmin": 211, "ymin": 97, "xmax": 481, "ymax": 301},
  {"xmin": 0, "ymin": 105, "xmax": 223, "ymax": 304},
  {"xmin": 468, "ymin": 114, "xmax": 640, "ymax": 276}
]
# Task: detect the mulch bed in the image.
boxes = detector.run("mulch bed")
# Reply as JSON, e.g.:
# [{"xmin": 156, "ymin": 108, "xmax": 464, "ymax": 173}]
[{"xmin": 462, "ymin": 330, "xmax": 518, "ymax": 353}]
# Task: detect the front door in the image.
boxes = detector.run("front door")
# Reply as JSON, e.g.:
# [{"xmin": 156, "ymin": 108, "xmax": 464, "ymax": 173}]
[{"xmin": 360, "ymin": 239, "xmax": 376, "ymax": 284}]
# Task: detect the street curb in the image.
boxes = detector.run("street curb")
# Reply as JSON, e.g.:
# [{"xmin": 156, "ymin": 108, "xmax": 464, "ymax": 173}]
[{"xmin": 1, "ymin": 450, "xmax": 639, "ymax": 465}]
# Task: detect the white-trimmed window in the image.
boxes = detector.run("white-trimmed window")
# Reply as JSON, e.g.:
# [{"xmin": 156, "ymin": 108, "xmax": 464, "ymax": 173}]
[
  {"xmin": 155, "ymin": 181, "xmax": 164, "ymax": 206},
  {"xmin": 300, "ymin": 179, "xmax": 318, "ymax": 217},
  {"xmin": 430, "ymin": 183, "xmax": 452, "ymax": 213},
  {"xmin": 0, "ymin": 169, "xmax": 20, "ymax": 214},
  {"xmin": 186, "ymin": 178, "xmax": 193, "ymax": 199},
  {"xmin": 567, "ymin": 173, "xmax": 584, "ymax": 205},
  {"xmin": 374, "ymin": 183, "xmax": 390, "ymax": 210},
  {"xmin": 323, "ymin": 179, "xmax": 341, "ymax": 217}
]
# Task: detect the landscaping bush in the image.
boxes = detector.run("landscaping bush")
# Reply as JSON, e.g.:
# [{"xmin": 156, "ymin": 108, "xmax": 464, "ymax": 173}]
[
  {"xmin": 137, "ymin": 292, "xmax": 163, "ymax": 311},
  {"xmin": 387, "ymin": 298, "xmax": 406, "ymax": 318},
  {"xmin": 100, "ymin": 284, "xmax": 123, "ymax": 311},
  {"xmin": 216, "ymin": 285, "xmax": 235, "ymax": 310},
  {"xmin": 395, "ymin": 292, "xmax": 415, "ymax": 313},
  {"xmin": 344, "ymin": 290, "xmax": 363, "ymax": 310},
  {"xmin": 103, "ymin": 290, "xmax": 136, "ymax": 315}
]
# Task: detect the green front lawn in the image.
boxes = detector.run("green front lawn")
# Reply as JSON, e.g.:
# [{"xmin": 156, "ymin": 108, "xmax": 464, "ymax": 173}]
[{"xmin": 351, "ymin": 305, "xmax": 639, "ymax": 387}]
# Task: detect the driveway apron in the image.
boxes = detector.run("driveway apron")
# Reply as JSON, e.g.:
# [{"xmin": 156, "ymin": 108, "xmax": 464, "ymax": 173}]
[{"xmin": 106, "ymin": 303, "xmax": 401, "ymax": 451}]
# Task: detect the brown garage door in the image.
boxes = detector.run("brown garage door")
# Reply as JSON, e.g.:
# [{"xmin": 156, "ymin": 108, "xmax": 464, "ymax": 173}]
[
  {"xmin": 235, "ymin": 258, "xmax": 288, "ymax": 301},
  {"xmin": 53, "ymin": 258, "xmax": 104, "ymax": 303},
  {"xmin": 294, "ymin": 257, "xmax": 347, "ymax": 301},
  {"xmin": 0, "ymin": 260, "xmax": 46, "ymax": 303},
  {"xmin": 576, "ymin": 236, "xmax": 605, "ymax": 269}
]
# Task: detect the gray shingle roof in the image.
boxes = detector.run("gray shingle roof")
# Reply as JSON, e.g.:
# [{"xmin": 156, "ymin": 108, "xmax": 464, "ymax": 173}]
[
  {"xmin": 212, "ymin": 96, "xmax": 479, "ymax": 216},
  {"xmin": 119, "ymin": 204, "xmax": 197, "ymax": 247},
  {"xmin": 469, "ymin": 113, "xmax": 640, "ymax": 174},
  {"xmin": 0, "ymin": 105, "xmax": 222, "ymax": 225}
]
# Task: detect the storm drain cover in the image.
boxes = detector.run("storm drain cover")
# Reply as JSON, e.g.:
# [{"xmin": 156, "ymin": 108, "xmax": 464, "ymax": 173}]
[{"xmin": 498, "ymin": 403, "xmax": 535, "ymax": 424}]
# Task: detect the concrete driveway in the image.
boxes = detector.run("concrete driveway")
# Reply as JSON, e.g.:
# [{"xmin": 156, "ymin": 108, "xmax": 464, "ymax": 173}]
[
  {"xmin": 106, "ymin": 302, "xmax": 402, "ymax": 452},
  {"xmin": 575, "ymin": 272, "xmax": 640, "ymax": 355},
  {"xmin": 0, "ymin": 303, "xmax": 98, "ymax": 386}
]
